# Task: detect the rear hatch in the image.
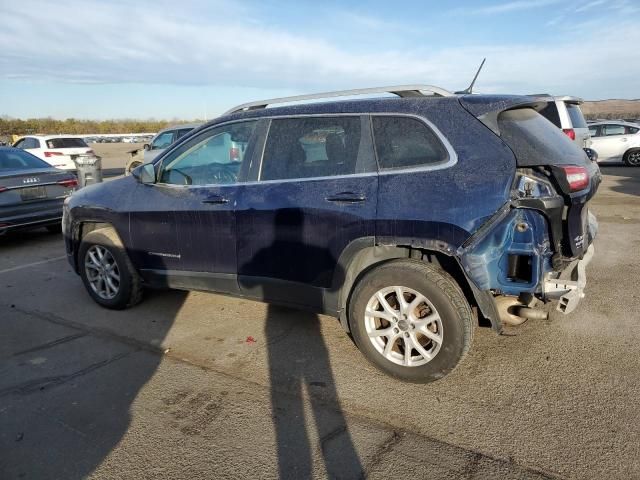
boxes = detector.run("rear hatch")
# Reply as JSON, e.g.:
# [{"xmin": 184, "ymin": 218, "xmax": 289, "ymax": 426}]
[
  {"xmin": 460, "ymin": 95, "xmax": 601, "ymax": 260},
  {"xmin": 43, "ymin": 137, "xmax": 95, "ymax": 170},
  {"xmin": 564, "ymin": 102, "xmax": 591, "ymax": 148}
]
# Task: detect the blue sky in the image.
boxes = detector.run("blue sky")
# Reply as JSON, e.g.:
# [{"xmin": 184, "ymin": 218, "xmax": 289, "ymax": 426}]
[{"xmin": 1, "ymin": 0, "xmax": 638, "ymax": 120}]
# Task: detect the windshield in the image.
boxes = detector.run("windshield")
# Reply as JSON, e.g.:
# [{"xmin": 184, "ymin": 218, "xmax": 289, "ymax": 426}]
[
  {"xmin": 45, "ymin": 138, "xmax": 89, "ymax": 149},
  {"xmin": 0, "ymin": 149, "xmax": 52, "ymax": 170}
]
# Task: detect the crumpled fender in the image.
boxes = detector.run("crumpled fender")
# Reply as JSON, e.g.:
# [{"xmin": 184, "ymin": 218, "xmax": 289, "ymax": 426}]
[{"xmin": 458, "ymin": 208, "xmax": 553, "ymax": 296}]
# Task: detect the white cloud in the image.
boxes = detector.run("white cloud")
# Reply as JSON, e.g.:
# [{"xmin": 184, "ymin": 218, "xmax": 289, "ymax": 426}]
[
  {"xmin": 0, "ymin": 0, "xmax": 639, "ymax": 99},
  {"xmin": 463, "ymin": 0, "xmax": 561, "ymax": 14}
]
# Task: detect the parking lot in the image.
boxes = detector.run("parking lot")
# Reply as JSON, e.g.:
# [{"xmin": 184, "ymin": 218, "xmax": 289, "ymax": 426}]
[{"xmin": 1, "ymin": 166, "xmax": 639, "ymax": 479}]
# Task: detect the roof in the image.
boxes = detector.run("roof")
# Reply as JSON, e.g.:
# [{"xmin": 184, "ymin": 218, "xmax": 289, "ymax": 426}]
[
  {"xmin": 17, "ymin": 134, "xmax": 87, "ymax": 140},
  {"xmin": 588, "ymin": 120, "xmax": 640, "ymax": 127},
  {"xmin": 156, "ymin": 123, "xmax": 202, "ymax": 135}
]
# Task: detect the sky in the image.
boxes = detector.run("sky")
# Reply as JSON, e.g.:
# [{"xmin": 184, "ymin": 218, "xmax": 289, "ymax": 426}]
[{"xmin": 1, "ymin": 0, "xmax": 639, "ymax": 120}]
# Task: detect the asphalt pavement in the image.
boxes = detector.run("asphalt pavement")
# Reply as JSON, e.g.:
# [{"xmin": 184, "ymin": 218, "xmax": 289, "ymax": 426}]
[{"xmin": 1, "ymin": 166, "xmax": 639, "ymax": 479}]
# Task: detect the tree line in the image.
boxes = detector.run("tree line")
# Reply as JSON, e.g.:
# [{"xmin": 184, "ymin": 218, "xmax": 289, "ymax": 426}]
[{"xmin": 0, "ymin": 117, "xmax": 201, "ymax": 136}]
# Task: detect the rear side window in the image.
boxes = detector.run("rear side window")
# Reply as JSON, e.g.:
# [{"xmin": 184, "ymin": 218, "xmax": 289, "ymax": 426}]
[
  {"xmin": 372, "ymin": 116, "xmax": 448, "ymax": 170},
  {"xmin": 565, "ymin": 103, "xmax": 587, "ymax": 128},
  {"xmin": 46, "ymin": 138, "xmax": 88, "ymax": 149},
  {"xmin": 261, "ymin": 116, "xmax": 364, "ymax": 181},
  {"xmin": 603, "ymin": 124, "xmax": 626, "ymax": 136},
  {"xmin": 538, "ymin": 103, "xmax": 561, "ymax": 128},
  {"xmin": 175, "ymin": 128, "xmax": 193, "ymax": 140},
  {"xmin": 628, "ymin": 126, "xmax": 639, "ymax": 134},
  {"xmin": 23, "ymin": 138, "xmax": 40, "ymax": 149},
  {"xmin": 498, "ymin": 108, "xmax": 587, "ymax": 167}
]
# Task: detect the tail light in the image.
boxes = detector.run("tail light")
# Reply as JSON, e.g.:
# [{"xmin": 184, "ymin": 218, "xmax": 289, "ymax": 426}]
[
  {"xmin": 0, "ymin": 186, "xmax": 7, "ymax": 193},
  {"xmin": 58, "ymin": 178, "xmax": 78, "ymax": 189},
  {"xmin": 558, "ymin": 165, "xmax": 589, "ymax": 192},
  {"xmin": 45, "ymin": 151, "xmax": 64, "ymax": 157},
  {"xmin": 562, "ymin": 128, "xmax": 576, "ymax": 141},
  {"xmin": 229, "ymin": 147, "xmax": 240, "ymax": 161}
]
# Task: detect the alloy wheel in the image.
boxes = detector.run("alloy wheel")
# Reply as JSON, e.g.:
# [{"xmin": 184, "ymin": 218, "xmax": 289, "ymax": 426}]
[
  {"xmin": 364, "ymin": 286, "xmax": 443, "ymax": 367},
  {"xmin": 84, "ymin": 245, "xmax": 121, "ymax": 300}
]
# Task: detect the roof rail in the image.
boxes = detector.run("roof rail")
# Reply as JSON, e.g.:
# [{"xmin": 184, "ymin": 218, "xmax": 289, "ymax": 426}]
[{"xmin": 222, "ymin": 84, "xmax": 453, "ymax": 116}]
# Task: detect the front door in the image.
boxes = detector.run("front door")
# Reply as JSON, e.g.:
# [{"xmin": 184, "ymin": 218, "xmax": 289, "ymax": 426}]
[
  {"xmin": 128, "ymin": 120, "xmax": 259, "ymax": 293},
  {"xmin": 236, "ymin": 115, "xmax": 378, "ymax": 312}
]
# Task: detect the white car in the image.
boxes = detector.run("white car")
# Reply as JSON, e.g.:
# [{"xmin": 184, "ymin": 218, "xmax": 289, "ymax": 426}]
[
  {"xmin": 588, "ymin": 121, "xmax": 640, "ymax": 166},
  {"xmin": 12, "ymin": 135, "xmax": 98, "ymax": 172},
  {"xmin": 538, "ymin": 96, "xmax": 592, "ymax": 149}
]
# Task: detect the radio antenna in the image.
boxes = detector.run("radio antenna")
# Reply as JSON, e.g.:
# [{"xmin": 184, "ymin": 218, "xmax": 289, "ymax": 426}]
[{"xmin": 456, "ymin": 58, "xmax": 486, "ymax": 94}]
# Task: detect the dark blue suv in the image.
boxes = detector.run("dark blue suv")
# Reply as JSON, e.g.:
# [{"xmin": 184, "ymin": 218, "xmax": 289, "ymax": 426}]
[{"xmin": 63, "ymin": 85, "xmax": 600, "ymax": 382}]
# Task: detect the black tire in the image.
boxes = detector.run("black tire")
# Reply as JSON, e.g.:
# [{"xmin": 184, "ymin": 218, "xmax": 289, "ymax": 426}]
[
  {"xmin": 45, "ymin": 223, "xmax": 62, "ymax": 233},
  {"xmin": 78, "ymin": 228, "xmax": 143, "ymax": 309},
  {"xmin": 623, "ymin": 149, "xmax": 640, "ymax": 167},
  {"xmin": 348, "ymin": 259, "xmax": 473, "ymax": 383},
  {"xmin": 125, "ymin": 160, "xmax": 143, "ymax": 176}
]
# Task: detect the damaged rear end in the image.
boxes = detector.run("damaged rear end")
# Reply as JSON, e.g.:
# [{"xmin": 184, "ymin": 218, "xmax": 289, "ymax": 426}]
[{"xmin": 458, "ymin": 96, "xmax": 601, "ymax": 327}]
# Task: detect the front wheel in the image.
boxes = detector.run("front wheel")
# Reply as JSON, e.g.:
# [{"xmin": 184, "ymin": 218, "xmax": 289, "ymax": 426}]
[
  {"xmin": 349, "ymin": 260, "xmax": 473, "ymax": 383},
  {"xmin": 623, "ymin": 149, "xmax": 640, "ymax": 167},
  {"xmin": 125, "ymin": 159, "xmax": 143, "ymax": 175},
  {"xmin": 78, "ymin": 228, "xmax": 143, "ymax": 309}
]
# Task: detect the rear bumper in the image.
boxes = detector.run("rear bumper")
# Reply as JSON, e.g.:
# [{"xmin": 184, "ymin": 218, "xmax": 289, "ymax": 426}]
[
  {"xmin": 0, "ymin": 205, "xmax": 63, "ymax": 233},
  {"xmin": 543, "ymin": 243, "xmax": 595, "ymax": 314}
]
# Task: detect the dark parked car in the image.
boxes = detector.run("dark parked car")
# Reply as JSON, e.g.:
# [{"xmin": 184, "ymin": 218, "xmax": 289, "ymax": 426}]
[
  {"xmin": 63, "ymin": 85, "xmax": 600, "ymax": 382},
  {"xmin": 1, "ymin": 147, "xmax": 77, "ymax": 234}
]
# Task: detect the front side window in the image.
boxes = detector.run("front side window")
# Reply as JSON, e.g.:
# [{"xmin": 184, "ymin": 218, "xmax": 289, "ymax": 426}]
[
  {"xmin": 603, "ymin": 124, "xmax": 626, "ymax": 136},
  {"xmin": 159, "ymin": 121, "xmax": 257, "ymax": 186},
  {"xmin": 372, "ymin": 116, "xmax": 449, "ymax": 169},
  {"xmin": 151, "ymin": 131, "xmax": 175, "ymax": 150},
  {"xmin": 588, "ymin": 126, "xmax": 601, "ymax": 137},
  {"xmin": 261, "ymin": 116, "xmax": 363, "ymax": 181}
]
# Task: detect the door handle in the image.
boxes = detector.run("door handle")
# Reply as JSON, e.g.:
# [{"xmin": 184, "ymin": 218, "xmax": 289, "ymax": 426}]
[
  {"xmin": 621, "ymin": 138, "xmax": 628, "ymax": 142},
  {"xmin": 325, "ymin": 192, "xmax": 366, "ymax": 203},
  {"xmin": 202, "ymin": 195, "xmax": 229, "ymax": 204}
]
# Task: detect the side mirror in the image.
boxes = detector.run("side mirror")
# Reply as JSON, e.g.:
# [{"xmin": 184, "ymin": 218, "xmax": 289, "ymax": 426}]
[
  {"xmin": 143, "ymin": 143, "xmax": 151, "ymax": 151},
  {"xmin": 133, "ymin": 163, "xmax": 156, "ymax": 184}
]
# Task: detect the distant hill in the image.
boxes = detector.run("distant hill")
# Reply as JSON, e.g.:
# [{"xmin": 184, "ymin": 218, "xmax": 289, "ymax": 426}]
[{"xmin": 581, "ymin": 99, "xmax": 640, "ymax": 120}]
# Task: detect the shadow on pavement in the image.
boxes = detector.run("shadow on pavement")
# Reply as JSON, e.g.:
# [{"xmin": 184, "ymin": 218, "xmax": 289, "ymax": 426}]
[
  {"xmin": 0, "ymin": 239, "xmax": 188, "ymax": 479},
  {"xmin": 241, "ymin": 208, "xmax": 364, "ymax": 478},
  {"xmin": 599, "ymin": 165, "xmax": 640, "ymax": 197}
]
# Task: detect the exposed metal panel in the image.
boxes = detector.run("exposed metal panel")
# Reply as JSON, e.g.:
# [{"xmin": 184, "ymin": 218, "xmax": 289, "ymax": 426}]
[{"xmin": 222, "ymin": 85, "xmax": 454, "ymax": 116}]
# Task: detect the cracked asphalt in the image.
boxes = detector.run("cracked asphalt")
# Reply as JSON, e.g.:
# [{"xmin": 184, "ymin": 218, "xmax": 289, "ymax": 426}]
[{"xmin": 1, "ymin": 166, "xmax": 639, "ymax": 479}]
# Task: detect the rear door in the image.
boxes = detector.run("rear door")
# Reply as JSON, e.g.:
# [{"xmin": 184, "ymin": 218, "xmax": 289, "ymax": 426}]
[
  {"xmin": 127, "ymin": 120, "xmax": 260, "ymax": 292},
  {"xmin": 235, "ymin": 115, "xmax": 377, "ymax": 311}
]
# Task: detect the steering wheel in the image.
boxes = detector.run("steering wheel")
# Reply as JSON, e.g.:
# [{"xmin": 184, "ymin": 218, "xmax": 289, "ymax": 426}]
[{"xmin": 208, "ymin": 164, "xmax": 237, "ymax": 184}]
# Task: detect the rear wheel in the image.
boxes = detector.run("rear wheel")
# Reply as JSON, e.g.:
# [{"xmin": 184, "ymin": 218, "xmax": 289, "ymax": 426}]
[
  {"xmin": 349, "ymin": 260, "xmax": 473, "ymax": 383},
  {"xmin": 78, "ymin": 228, "xmax": 143, "ymax": 309},
  {"xmin": 624, "ymin": 149, "xmax": 640, "ymax": 166}
]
